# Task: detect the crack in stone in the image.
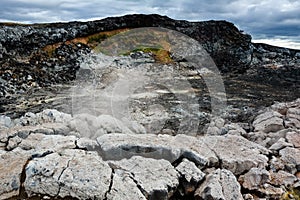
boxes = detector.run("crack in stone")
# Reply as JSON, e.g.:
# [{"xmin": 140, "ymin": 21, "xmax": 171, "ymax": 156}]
[
  {"xmin": 128, "ymin": 172, "xmax": 148, "ymax": 199},
  {"xmin": 202, "ymin": 140, "xmax": 221, "ymax": 168},
  {"xmin": 18, "ymin": 158, "xmax": 31, "ymax": 199},
  {"xmin": 16, "ymin": 151, "xmax": 55, "ymax": 199},
  {"xmin": 55, "ymin": 155, "xmax": 74, "ymax": 198},
  {"xmin": 104, "ymin": 168, "xmax": 114, "ymax": 200}
]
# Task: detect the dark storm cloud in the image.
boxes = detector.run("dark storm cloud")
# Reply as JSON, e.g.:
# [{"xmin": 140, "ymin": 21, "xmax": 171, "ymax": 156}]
[{"xmin": 0, "ymin": 0, "xmax": 299, "ymax": 48}]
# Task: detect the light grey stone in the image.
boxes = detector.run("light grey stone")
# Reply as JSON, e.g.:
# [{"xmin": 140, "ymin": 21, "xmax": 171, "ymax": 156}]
[
  {"xmin": 97, "ymin": 133, "xmax": 217, "ymax": 167},
  {"xmin": 202, "ymin": 135, "xmax": 269, "ymax": 175},
  {"xmin": 225, "ymin": 123, "xmax": 247, "ymax": 136},
  {"xmin": 175, "ymin": 158, "xmax": 205, "ymax": 195},
  {"xmin": 37, "ymin": 109, "xmax": 72, "ymax": 124},
  {"xmin": 106, "ymin": 169, "xmax": 146, "ymax": 200},
  {"xmin": 25, "ymin": 149, "xmax": 112, "ymax": 199},
  {"xmin": 279, "ymin": 147, "xmax": 300, "ymax": 174},
  {"xmin": 269, "ymin": 138, "xmax": 293, "ymax": 151},
  {"xmin": 253, "ymin": 111, "xmax": 284, "ymax": 133},
  {"xmin": 239, "ymin": 168, "xmax": 270, "ymax": 190},
  {"xmin": 176, "ymin": 158, "xmax": 205, "ymax": 183},
  {"xmin": 0, "ymin": 148, "xmax": 31, "ymax": 199},
  {"xmin": 109, "ymin": 156, "xmax": 179, "ymax": 200},
  {"xmin": 19, "ymin": 133, "xmax": 76, "ymax": 152},
  {"xmin": 6, "ymin": 136, "xmax": 22, "ymax": 151},
  {"xmin": 195, "ymin": 169, "xmax": 243, "ymax": 200},
  {"xmin": 269, "ymin": 170, "xmax": 297, "ymax": 187},
  {"xmin": 286, "ymin": 131, "xmax": 300, "ymax": 148}
]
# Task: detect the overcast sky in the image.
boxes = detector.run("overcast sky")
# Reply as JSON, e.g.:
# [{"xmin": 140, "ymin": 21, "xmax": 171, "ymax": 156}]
[{"xmin": 0, "ymin": 0, "xmax": 299, "ymax": 49}]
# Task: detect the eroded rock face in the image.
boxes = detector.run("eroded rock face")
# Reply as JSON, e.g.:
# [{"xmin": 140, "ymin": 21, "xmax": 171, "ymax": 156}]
[
  {"xmin": 253, "ymin": 110, "xmax": 284, "ymax": 133},
  {"xmin": 109, "ymin": 156, "xmax": 180, "ymax": 200},
  {"xmin": 25, "ymin": 149, "xmax": 112, "ymax": 199}
]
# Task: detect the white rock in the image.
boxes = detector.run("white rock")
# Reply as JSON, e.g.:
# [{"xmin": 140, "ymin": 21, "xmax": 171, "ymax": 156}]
[
  {"xmin": 286, "ymin": 131, "xmax": 300, "ymax": 148},
  {"xmin": 202, "ymin": 135, "xmax": 269, "ymax": 175},
  {"xmin": 195, "ymin": 169, "xmax": 243, "ymax": 200},
  {"xmin": 175, "ymin": 158, "xmax": 205, "ymax": 195},
  {"xmin": 176, "ymin": 158, "xmax": 205, "ymax": 183},
  {"xmin": 19, "ymin": 133, "xmax": 76, "ymax": 152},
  {"xmin": 109, "ymin": 156, "xmax": 179, "ymax": 200},
  {"xmin": 97, "ymin": 133, "xmax": 217, "ymax": 167},
  {"xmin": 106, "ymin": 169, "xmax": 146, "ymax": 200},
  {"xmin": 253, "ymin": 111, "xmax": 284, "ymax": 133},
  {"xmin": 25, "ymin": 149, "xmax": 112, "ymax": 199},
  {"xmin": 269, "ymin": 138, "xmax": 293, "ymax": 151},
  {"xmin": 279, "ymin": 147, "xmax": 300, "ymax": 174},
  {"xmin": 0, "ymin": 148, "xmax": 31, "ymax": 199},
  {"xmin": 239, "ymin": 168, "xmax": 270, "ymax": 190},
  {"xmin": 269, "ymin": 170, "xmax": 297, "ymax": 187}
]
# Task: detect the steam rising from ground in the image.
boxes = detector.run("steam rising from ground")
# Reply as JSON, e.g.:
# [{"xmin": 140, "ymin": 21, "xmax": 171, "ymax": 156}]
[{"xmin": 70, "ymin": 27, "xmax": 227, "ymax": 138}]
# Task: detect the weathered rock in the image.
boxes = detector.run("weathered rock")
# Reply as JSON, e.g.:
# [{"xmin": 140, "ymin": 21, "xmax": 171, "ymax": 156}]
[
  {"xmin": 194, "ymin": 169, "xmax": 243, "ymax": 200},
  {"xmin": 97, "ymin": 134, "xmax": 269, "ymax": 175},
  {"xmin": 19, "ymin": 133, "xmax": 76, "ymax": 153},
  {"xmin": 18, "ymin": 110, "xmax": 72, "ymax": 126},
  {"xmin": 286, "ymin": 131, "xmax": 300, "ymax": 148},
  {"xmin": 6, "ymin": 136, "xmax": 22, "ymax": 150},
  {"xmin": 269, "ymin": 156, "xmax": 285, "ymax": 171},
  {"xmin": 279, "ymin": 147, "xmax": 300, "ymax": 174},
  {"xmin": 202, "ymin": 135, "xmax": 269, "ymax": 175},
  {"xmin": 25, "ymin": 149, "xmax": 112, "ymax": 199},
  {"xmin": 256, "ymin": 183, "xmax": 285, "ymax": 199},
  {"xmin": 97, "ymin": 133, "xmax": 217, "ymax": 167},
  {"xmin": 106, "ymin": 169, "xmax": 146, "ymax": 200},
  {"xmin": 0, "ymin": 125, "xmax": 53, "ymax": 144},
  {"xmin": 239, "ymin": 168, "xmax": 270, "ymax": 190},
  {"xmin": 206, "ymin": 117, "xmax": 225, "ymax": 135},
  {"xmin": 253, "ymin": 110, "xmax": 284, "ymax": 133},
  {"xmin": 225, "ymin": 123, "xmax": 247, "ymax": 136},
  {"xmin": 175, "ymin": 158, "xmax": 205, "ymax": 195},
  {"xmin": 76, "ymin": 137, "xmax": 100, "ymax": 150},
  {"xmin": 285, "ymin": 107, "xmax": 300, "ymax": 129},
  {"xmin": 269, "ymin": 170, "xmax": 297, "ymax": 187},
  {"xmin": 269, "ymin": 138, "xmax": 293, "ymax": 151},
  {"xmin": 109, "ymin": 156, "xmax": 179, "ymax": 200},
  {"xmin": 0, "ymin": 148, "xmax": 31, "ymax": 199}
]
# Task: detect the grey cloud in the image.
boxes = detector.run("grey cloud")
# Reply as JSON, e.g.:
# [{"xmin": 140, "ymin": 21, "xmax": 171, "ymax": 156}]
[{"xmin": 0, "ymin": 0, "xmax": 299, "ymax": 48}]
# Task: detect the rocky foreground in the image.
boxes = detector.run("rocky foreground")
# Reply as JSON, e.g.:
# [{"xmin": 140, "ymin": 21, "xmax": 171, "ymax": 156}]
[{"xmin": 0, "ymin": 99, "xmax": 300, "ymax": 199}]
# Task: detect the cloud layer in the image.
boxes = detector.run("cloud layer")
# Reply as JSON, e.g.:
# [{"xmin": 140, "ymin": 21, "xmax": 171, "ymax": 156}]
[{"xmin": 0, "ymin": 0, "xmax": 299, "ymax": 49}]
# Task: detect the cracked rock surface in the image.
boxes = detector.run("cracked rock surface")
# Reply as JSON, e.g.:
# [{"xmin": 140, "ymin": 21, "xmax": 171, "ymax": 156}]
[{"xmin": 0, "ymin": 98, "xmax": 299, "ymax": 199}]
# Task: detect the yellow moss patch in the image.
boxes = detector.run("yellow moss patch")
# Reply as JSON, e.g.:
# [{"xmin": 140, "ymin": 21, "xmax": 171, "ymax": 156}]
[
  {"xmin": 67, "ymin": 28, "xmax": 130, "ymax": 48},
  {"xmin": 42, "ymin": 43, "xmax": 62, "ymax": 57},
  {"xmin": 41, "ymin": 28, "xmax": 130, "ymax": 57},
  {"xmin": 281, "ymin": 188, "xmax": 300, "ymax": 200}
]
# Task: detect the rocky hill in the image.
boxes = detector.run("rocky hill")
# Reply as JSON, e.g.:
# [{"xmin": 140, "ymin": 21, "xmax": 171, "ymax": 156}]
[
  {"xmin": 0, "ymin": 14, "xmax": 300, "ymax": 200},
  {"xmin": 0, "ymin": 14, "xmax": 299, "ymax": 118}
]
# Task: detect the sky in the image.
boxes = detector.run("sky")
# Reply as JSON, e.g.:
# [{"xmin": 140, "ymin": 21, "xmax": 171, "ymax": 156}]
[{"xmin": 0, "ymin": 0, "xmax": 299, "ymax": 49}]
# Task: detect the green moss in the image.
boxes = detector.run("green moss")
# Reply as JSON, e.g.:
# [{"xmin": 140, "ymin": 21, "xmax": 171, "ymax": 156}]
[
  {"xmin": 121, "ymin": 46, "xmax": 173, "ymax": 63},
  {"xmin": 87, "ymin": 33, "xmax": 109, "ymax": 43}
]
